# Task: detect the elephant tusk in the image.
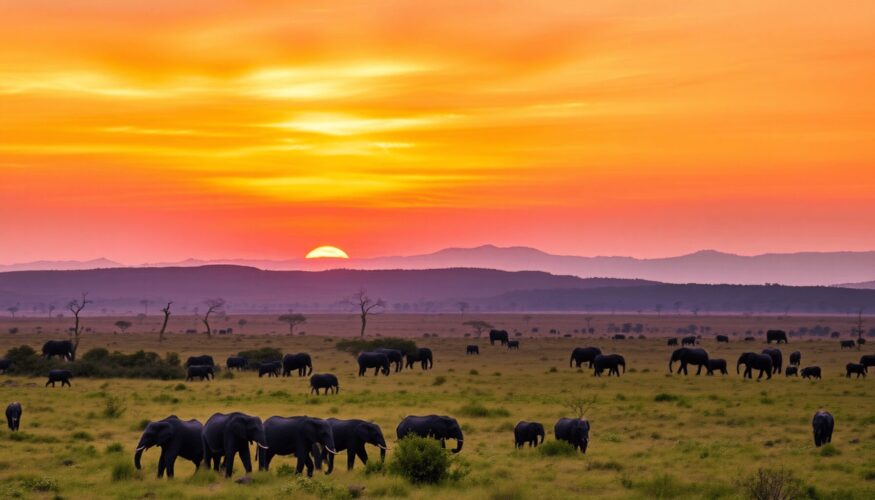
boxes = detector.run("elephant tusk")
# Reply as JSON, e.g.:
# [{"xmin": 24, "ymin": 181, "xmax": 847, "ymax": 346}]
[
  {"xmin": 326, "ymin": 447, "xmax": 338, "ymax": 455},
  {"xmin": 377, "ymin": 444, "xmax": 390, "ymax": 451},
  {"xmin": 257, "ymin": 443, "xmax": 269, "ymax": 450},
  {"xmin": 135, "ymin": 446, "xmax": 146, "ymax": 452}
]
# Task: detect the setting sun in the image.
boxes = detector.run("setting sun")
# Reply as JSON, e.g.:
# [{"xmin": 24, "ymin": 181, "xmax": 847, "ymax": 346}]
[{"xmin": 305, "ymin": 246, "xmax": 350, "ymax": 259}]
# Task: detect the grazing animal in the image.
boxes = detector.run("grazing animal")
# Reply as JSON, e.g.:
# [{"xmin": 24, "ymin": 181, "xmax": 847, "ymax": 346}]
[
  {"xmin": 716, "ymin": 335, "xmax": 729, "ymax": 343},
  {"xmin": 226, "ymin": 356, "xmax": 247, "ymax": 371},
  {"xmin": 185, "ymin": 355, "xmax": 214, "ymax": 368},
  {"xmin": 569, "ymin": 347, "xmax": 602, "ymax": 368},
  {"xmin": 405, "ymin": 348, "xmax": 433, "ymax": 370},
  {"xmin": 42, "ymin": 340, "xmax": 75, "ymax": 361},
  {"xmin": 202, "ymin": 412, "xmax": 267, "ymax": 477},
  {"xmin": 789, "ymin": 351, "xmax": 801, "ymax": 366},
  {"xmin": 612, "ymin": 334, "xmax": 626, "ymax": 340},
  {"xmin": 669, "ymin": 348, "xmax": 709, "ymax": 375},
  {"xmin": 258, "ymin": 416, "xmax": 336, "ymax": 477},
  {"xmin": 761, "ymin": 348, "xmax": 783, "ymax": 374},
  {"xmin": 593, "ymin": 354, "xmax": 625, "ymax": 377},
  {"xmin": 466, "ymin": 345, "xmax": 479, "ymax": 355},
  {"xmin": 706, "ymin": 358, "xmax": 728, "ymax": 375},
  {"xmin": 846, "ymin": 363, "xmax": 867, "ymax": 378},
  {"xmin": 736, "ymin": 352, "xmax": 773, "ymax": 380},
  {"xmin": 358, "ymin": 352, "xmax": 391, "ymax": 376},
  {"xmin": 860, "ymin": 354, "xmax": 875, "ymax": 369},
  {"xmin": 667, "ymin": 338, "xmax": 678, "ymax": 346},
  {"xmin": 554, "ymin": 418, "xmax": 590, "ymax": 453},
  {"xmin": 840, "ymin": 340, "xmax": 856, "ymax": 349},
  {"xmin": 134, "ymin": 416, "xmax": 203, "ymax": 478},
  {"xmin": 744, "ymin": 336, "xmax": 756, "ymax": 342},
  {"xmin": 800, "ymin": 366, "xmax": 821, "ymax": 379},
  {"xmin": 46, "ymin": 369, "xmax": 72, "ymax": 387},
  {"xmin": 812, "ymin": 411, "xmax": 834, "ymax": 447},
  {"xmin": 507, "ymin": 340, "xmax": 520, "ymax": 350},
  {"xmin": 681, "ymin": 336, "xmax": 697, "ymax": 346},
  {"xmin": 785, "ymin": 366, "xmax": 798, "ymax": 377},
  {"xmin": 766, "ymin": 330, "xmax": 788, "ymax": 344},
  {"xmin": 324, "ymin": 418, "xmax": 388, "ymax": 473},
  {"xmin": 0, "ymin": 358, "xmax": 11, "ymax": 373},
  {"xmin": 282, "ymin": 353, "xmax": 313, "ymax": 377},
  {"xmin": 830, "ymin": 331, "xmax": 841, "ymax": 338},
  {"xmin": 310, "ymin": 373, "xmax": 339, "ymax": 395},
  {"xmin": 514, "ymin": 421, "xmax": 545, "ymax": 448},
  {"xmin": 374, "ymin": 348, "xmax": 404, "ymax": 372},
  {"xmin": 397, "ymin": 415, "xmax": 463, "ymax": 453},
  {"xmin": 489, "ymin": 329, "xmax": 509, "ymax": 346},
  {"xmin": 5, "ymin": 402, "xmax": 22, "ymax": 431},
  {"xmin": 186, "ymin": 365, "xmax": 214, "ymax": 381},
  {"xmin": 258, "ymin": 361, "xmax": 281, "ymax": 378}
]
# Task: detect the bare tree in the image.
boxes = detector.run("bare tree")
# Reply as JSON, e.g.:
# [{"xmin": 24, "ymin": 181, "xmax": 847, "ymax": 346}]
[
  {"xmin": 457, "ymin": 301, "xmax": 469, "ymax": 319},
  {"xmin": 566, "ymin": 394, "xmax": 597, "ymax": 419},
  {"xmin": 140, "ymin": 299, "xmax": 152, "ymax": 316},
  {"xmin": 349, "ymin": 289, "xmax": 385, "ymax": 337},
  {"xmin": 854, "ymin": 307, "xmax": 865, "ymax": 349},
  {"xmin": 6, "ymin": 305, "xmax": 18, "ymax": 318},
  {"xmin": 237, "ymin": 318, "xmax": 248, "ymax": 331},
  {"xmin": 47, "ymin": 304, "xmax": 56, "ymax": 318},
  {"xmin": 159, "ymin": 301, "xmax": 172, "ymax": 342},
  {"xmin": 655, "ymin": 304, "xmax": 663, "ymax": 316},
  {"xmin": 201, "ymin": 298, "xmax": 225, "ymax": 338},
  {"xmin": 584, "ymin": 316, "xmax": 594, "ymax": 332},
  {"xmin": 68, "ymin": 293, "xmax": 91, "ymax": 359},
  {"xmin": 462, "ymin": 320, "xmax": 493, "ymax": 338},
  {"xmin": 278, "ymin": 313, "xmax": 307, "ymax": 335},
  {"xmin": 523, "ymin": 314, "xmax": 533, "ymax": 331}
]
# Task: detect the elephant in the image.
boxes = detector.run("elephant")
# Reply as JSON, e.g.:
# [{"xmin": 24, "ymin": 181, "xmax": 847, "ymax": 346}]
[
  {"xmin": 812, "ymin": 411, "xmax": 834, "ymax": 447},
  {"xmin": 282, "ymin": 353, "xmax": 313, "ymax": 377},
  {"xmin": 258, "ymin": 361, "xmax": 281, "ymax": 378},
  {"xmin": 785, "ymin": 366, "xmax": 798, "ymax": 377},
  {"xmin": 358, "ymin": 352, "xmax": 390, "ymax": 376},
  {"xmin": 681, "ymin": 336, "xmax": 697, "ymax": 346},
  {"xmin": 593, "ymin": 354, "xmax": 625, "ymax": 377},
  {"xmin": 846, "ymin": 363, "xmax": 866, "ymax": 378},
  {"xmin": 667, "ymin": 338, "xmax": 678, "ymax": 346},
  {"xmin": 716, "ymin": 335, "xmax": 729, "ymax": 343},
  {"xmin": 554, "ymin": 418, "xmax": 590, "ymax": 453},
  {"xmin": 840, "ymin": 340, "xmax": 856, "ymax": 349},
  {"xmin": 489, "ymin": 329, "xmax": 509, "ymax": 346},
  {"xmin": 324, "ymin": 418, "xmax": 388, "ymax": 473},
  {"xmin": 46, "ymin": 369, "xmax": 72, "ymax": 387},
  {"xmin": 185, "ymin": 355, "xmax": 214, "ymax": 368},
  {"xmin": 0, "ymin": 358, "xmax": 11, "ymax": 373},
  {"xmin": 789, "ymin": 351, "xmax": 801, "ymax": 366},
  {"xmin": 258, "ymin": 416, "xmax": 336, "ymax": 477},
  {"xmin": 761, "ymin": 349, "xmax": 783, "ymax": 374},
  {"xmin": 706, "ymin": 358, "xmax": 728, "ymax": 376},
  {"xmin": 669, "ymin": 348, "xmax": 709, "ymax": 375},
  {"xmin": 374, "ymin": 348, "xmax": 404, "ymax": 372},
  {"xmin": 202, "ymin": 412, "xmax": 268, "ymax": 478},
  {"xmin": 570, "ymin": 347, "xmax": 602, "ymax": 368},
  {"xmin": 744, "ymin": 336, "xmax": 756, "ymax": 342},
  {"xmin": 766, "ymin": 330, "xmax": 788, "ymax": 344},
  {"xmin": 396, "ymin": 415, "xmax": 463, "ymax": 453},
  {"xmin": 186, "ymin": 365, "xmax": 214, "ymax": 381},
  {"xmin": 226, "ymin": 356, "xmax": 247, "ymax": 371},
  {"xmin": 42, "ymin": 340, "xmax": 75, "ymax": 361},
  {"xmin": 736, "ymin": 352, "xmax": 773, "ymax": 379},
  {"xmin": 5, "ymin": 402, "xmax": 21, "ymax": 431},
  {"xmin": 134, "ymin": 416, "xmax": 203, "ymax": 478},
  {"xmin": 860, "ymin": 354, "xmax": 875, "ymax": 369},
  {"xmin": 507, "ymin": 340, "xmax": 520, "ymax": 350},
  {"xmin": 801, "ymin": 366, "xmax": 821, "ymax": 379},
  {"xmin": 612, "ymin": 334, "xmax": 626, "ymax": 340},
  {"xmin": 405, "ymin": 348, "xmax": 433, "ymax": 370},
  {"xmin": 310, "ymin": 374, "xmax": 339, "ymax": 395},
  {"xmin": 466, "ymin": 345, "xmax": 479, "ymax": 355},
  {"xmin": 514, "ymin": 421, "xmax": 545, "ymax": 448}
]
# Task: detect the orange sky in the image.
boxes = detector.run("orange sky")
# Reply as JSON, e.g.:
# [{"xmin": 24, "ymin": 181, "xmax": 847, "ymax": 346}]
[{"xmin": 1, "ymin": 1, "xmax": 875, "ymax": 263}]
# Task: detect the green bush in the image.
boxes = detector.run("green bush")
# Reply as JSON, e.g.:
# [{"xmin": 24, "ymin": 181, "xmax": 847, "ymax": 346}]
[
  {"xmin": 458, "ymin": 402, "xmax": 510, "ymax": 418},
  {"xmin": 654, "ymin": 393, "xmax": 679, "ymax": 402},
  {"xmin": 336, "ymin": 338, "xmax": 418, "ymax": 356},
  {"xmin": 111, "ymin": 462, "xmax": 138, "ymax": 482},
  {"xmin": 389, "ymin": 436, "xmax": 451, "ymax": 484},
  {"xmin": 433, "ymin": 376, "xmax": 447, "ymax": 386},
  {"xmin": 4, "ymin": 346, "xmax": 185, "ymax": 379},
  {"xmin": 103, "ymin": 396, "xmax": 126, "ymax": 418},
  {"xmin": 819, "ymin": 444, "xmax": 840, "ymax": 457},
  {"xmin": 537, "ymin": 440, "xmax": 576, "ymax": 457},
  {"xmin": 105, "ymin": 442, "xmax": 124, "ymax": 454},
  {"xmin": 237, "ymin": 347, "xmax": 283, "ymax": 368},
  {"xmin": 20, "ymin": 476, "xmax": 59, "ymax": 492},
  {"xmin": 738, "ymin": 468, "xmax": 803, "ymax": 500}
]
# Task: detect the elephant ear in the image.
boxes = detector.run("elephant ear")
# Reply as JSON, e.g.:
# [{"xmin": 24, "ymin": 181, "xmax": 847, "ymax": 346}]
[
  {"xmin": 354, "ymin": 423, "xmax": 373, "ymax": 443},
  {"xmin": 229, "ymin": 417, "xmax": 247, "ymax": 442},
  {"xmin": 155, "ymin": 422, "xmax": 174, "ymax": 445}
]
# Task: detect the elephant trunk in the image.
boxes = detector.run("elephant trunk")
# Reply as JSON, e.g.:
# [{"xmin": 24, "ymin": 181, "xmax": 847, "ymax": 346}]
[
  {"xmin": 452, "ymin": 439, "xmax": 463, "ymax": 453},
  {"xmin": 134, "ymin": 445, "xmax": 147, "ymax": 469},
  {"xmin": 668, "ymin": 358, "xmax": 675, "ymax": 373}
]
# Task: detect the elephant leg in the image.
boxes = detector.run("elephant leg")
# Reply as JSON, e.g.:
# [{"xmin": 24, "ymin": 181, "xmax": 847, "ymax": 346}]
[
  {"xmin": 166, "ymin": 454, "xmax": 178, "ymax": 478},
  {"xmin": 356, "ymin": 447, "xmax": 368, "ymax": 468},
  {"xmin": 64, "ymin": 379, "xmax": 71, "ymax": 387},
  {"xmin": 223, "ymin": 449, "xmax": 235, "ymax": 477},
  {"xmin": 158, "ymin": 450, "xmax": 167, "ymax": 478},
  {"xmin": 696, "ymin": 365, "xmax": 702, "ymax": 375},
  {"xmin": 440, "ymin": 439, "xmax": 446, "ymax": 449},
  {"xmin": 45, "ymin": 380, "xmax": 51, "ymax": 387},
  {"xmin": 239, "ymin": 446, "xmax": 253, "ymax": 474},
  {"xmin": 347, "ymin": 449, "xmax": 357, "ymax": 470}
]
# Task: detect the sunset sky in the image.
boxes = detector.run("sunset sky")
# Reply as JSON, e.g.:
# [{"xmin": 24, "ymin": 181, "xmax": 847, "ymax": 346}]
[{"xmin": 2, "ymin": 1, "xmax": 874, "ymax": 263}]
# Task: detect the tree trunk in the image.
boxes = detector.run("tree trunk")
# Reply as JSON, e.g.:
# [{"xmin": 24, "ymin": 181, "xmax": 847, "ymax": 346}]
[
  {"xmin": 360, "ymin": 314, "xmax": 367, "ymax": 337},
  {"xmin": 203, "ymin": 318, "xmax": 211, "ymax": 338},
  {"xmin": 159, "ymin": 314, "xmax": 170, "ymax": 342}
]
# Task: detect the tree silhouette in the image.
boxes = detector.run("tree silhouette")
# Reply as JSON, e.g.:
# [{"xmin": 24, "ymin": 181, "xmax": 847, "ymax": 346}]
[
  {"xmin": 349, "ymin": 289, "xmax": 385, "ymax": 337},
  {"xmin": 114, "ymin": 320, "xmax": 132, "ymax": 333},
  {"xmin": 159, "ymin": 302, "xmax": 172, "ymax": 342},
  {"xmin": 457, "ymin": 301, "xmax": 469, "ymax": 319},
  {"xmin": 278, "ymin": 313, "xmax": 307, "ymax": 335},
  {"xmin": 201, "ymin": 298, "xmax": 225, "ymax": 338},
  {"xmin": 462, "ymin": 320, "xmax": 493, "ymax": 338},
  {"xmin": 67, "ymin": 293, "xmax": 91, "ymax": 360},
  {"xmin": 6, "ymin": 305, "xmax": 18, "ymax": 318}
]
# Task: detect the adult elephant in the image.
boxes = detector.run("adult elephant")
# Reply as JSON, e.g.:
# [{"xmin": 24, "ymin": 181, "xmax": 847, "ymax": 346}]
[
  {"xmin": 593, "ymin": 354, "xmax": 625, "ymax": 377},
  {"xmin": 761, "ymin": 349, "xmax": 783, "ymax": 374},
  {"xmin": 42, "ymin": 340, "xmax": 75, "ymax": 361},
  {"xmin": 716, "ymin": 335, "xmax": 729, "ymax": 343},
  {"xmin": 374, "ymin": 348, "xmax": 404, "ymax": 372},
  {"xmin": 46, "ymin": 369, "xmax": 72, "ymax": 387},
  {"xmin": 489, "ymin": 329, "xmax": 509, "ymax": 346},
  {"xmin": 766, "ymin": 330, "xmax": 788, "ymax": 344},
  {"xmin": 846, "ymin": 363, "xmax": 866, "ymax": 378},
  {"xmin": 396, "ymin": 415, "xmax": 463, "ymax": 453},
  {"xmin": 358, "ymin": 352, "xmax": 390, "ymax": 376},
  {"xmin": 259, "ymin": 416, "xmax": 337, "ymax": 477},
  {"xmin": 185, "ymin": 355, "xmax": 214, "ymax": 368},
  {"xmin": 681, "ymin": 336, "xmax": 697, "ymax": 346},
  {"xmin": 570, "ymin": 347, "xmax": 602, "ymax": 368},
  {"xmin": 859, "ymin": 354, "xmax": 875, "ymax": 369},
  {"xmin": 812, "ymin": 411, "xmax": 834, "ymax": 447},
  {"xmin": 554, "ymin": 418, "xmax": 590, "ymax": 453},
  {"xmin": 514, "ymin": 421, "xmax": 545, "ymax": 448},
  {"xmin": 667, "ymin": 338, "xmax": 678, "ymax": 346},
  {"xmin": 310, "ymin": 374, "xmax": 339, "ymax": 395},
  {"xmin": 186, "ymin": 365, "xmax": 214, "ymax": 381},
  {"xmin": 466, "ymin": 345, "xmax": 479, "ymax": 355},
  {"xmin": 789, "ymin": 351, "xmax": 801, "ymax": 366},
  {"xmin": 669, "ymin": 348, "xmax": 709, "ymax": 375},
  {"xmin": 5, "ymin": 402, "xmax": 21, "ymax": 431},
  {"xmin": 202, "ymin": 412, "xmax": 268, "ymax": 478},
  {"xmin": 706, "ymin": 359, "xmax": 728, "ymax": 375},
  {"xmin": 0, "ymin": 358, "xmax": 10, "ymax": 373},
  {"xmin": 226, "ymin": 356, "xmax": 247, "ymax": 371},
  {"xmin": 801, "ymin": 366, "xmax": 821, "ymax": 379},
  {"xmin": 282, "ymin": 353, "xmax": 313, "ymax": 377},
  {"xmin": 840, "ymin": 340, "xmax": 856, "ymax": 349},
  {"xmin": 258, "ymin": 361, "xmax": 281, "ymax": 378},
  {"xmin": 405, "ymin": 348, "xmax": 433, "ymax": 370},
  {"xmin": 134, "ymin": 416, "xmax": 203, "ymax": 478},
  {"xmin": 324, "ymin": 418, "xmax": 388, "ymax": 473},
  {"xmin": 736, "ymin": 352, "xmax": 773, "ymax": 379}
]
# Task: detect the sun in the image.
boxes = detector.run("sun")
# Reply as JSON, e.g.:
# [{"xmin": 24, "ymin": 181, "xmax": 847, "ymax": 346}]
[{"xmin": 305, "ymin": 246, "xmax": 350, "ymax": 259}]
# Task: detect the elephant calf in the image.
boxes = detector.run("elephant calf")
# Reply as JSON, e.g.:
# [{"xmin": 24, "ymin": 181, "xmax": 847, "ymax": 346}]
[
  {"xmin": 812, "ymin": 411, "xmax": 834, "ymax": 447},
  {"xmin": 507, "ymin": 340, "xmax": 520, "ymax": 350},
  {"xmin": 135, "ymin": 416, "xmax": 203, "ymax": 478},
  {"xmin": 801, "ymin": 366, "xmax": 821, "ymax": 379},
  {"xmin": 706, "ymin": 358, "xmax": 727, "ymax": 376},
  {"xmin": 466, "ymin": 345, "xmax": 479, "ymax": 355},
  {"xmin": 667, "ymin": 338, "xmax": 678, "ymax": 346},
  {"xmin": 186, "ymin": 365, "xmax": 214, "ymax": 381},
  {"xmin": 840, "ymin": 340, "xmax": 856, "ymax": 349},
  {"xmin": 785, "ymin": 366, "xmax": 798, "ymax": 377},
  {"xmin": 554, "ymin": 418, "xmax": 590, "ymax": 453},
  {"xmin": 46, "ymin": 369, "xmax": 72, "ymax": 387},
  {"xmin": 846, "ymin": 363, "xmax": 867, "ymax": 378},
  {"xmin": 514, "ymin": 421, "xmax": 545, "ymax": 448},
  {"xmin": 5, "ymin": 402, "xmax": 22, "ymax": 431},
  {"xmin": 226, "ymin": 356, "xmax": 247, "ymax": 371},
  {"xmin": 258, "ymin": 361, "xmax": 281, "ymax": 378},
  {"xmin": 310, "ymin": 373, "xmax": 339, "ymax": 395}
]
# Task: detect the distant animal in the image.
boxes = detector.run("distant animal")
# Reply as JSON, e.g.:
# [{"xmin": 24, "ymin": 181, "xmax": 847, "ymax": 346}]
[
  {"xmin": 397, "ymin": 415, "xmax": 463, "ymax": 453},
  {"xmin": 134, "ymin": 416, "xmax": 203, "ymax": 478},
  {"xmin": 374, "ymin": 348, "xmax": 405, "ymax": 372},
  {"xmin": 489, "ymin": 329, "xmax": 509, "ymax": 346},
  {"xmin": 202, "ymin": 412, "xmax": 267, "ymax": 477},
  {"xmin": 830, "ymin": 331, "xmax": 841, "ymax": 338},
  {"xmin": 766, "ymin": 330, "xmax": 788, "ymax": 344},
  {"xmin": 507, "ymin": 340, "xmax": 520, "ymax": 350},
  {"xmin": 801, "ymin": 366, "xmax": 821, "ymax": 379},
  {"xmin": 282, "ymin": 353, "xmax": 313, "ymax": 377},
  {"xmin": 846, "ymin": 363, "xmax": 866, "ymax": 378},
  {"xmin": 46, "ymin": 369, "xmax": 72, "ymax": 387},
  {"xmin": 706, "ymin": 358, "xmax": 728, "ymax": 375},
  {"xmin": 840, "ymin": 340, "xmax": 856, "ymax": 349},
  {"xmin": 405, "ymin": 348, "xmax": 433, "ymax": 370},
  {"xmin": 514, "ymin": 421, "xmax": 545, "ymax": 448},
  {"xmin": 612, "ymin": 334, "xmax": 626, "ymax": 340},
  {"xmin": 736, "ymin": 352, "xmax": 773, "ymax": 380},
  {"xmin": 681, "ymin": 336, "xmax": 697, "ymax": 346},
  {"xmin": 570, "ymin": 347, "xmax": 602, "ymax": 368},
  {"xmin": 258, "ymin": 361, "xmax": 281, "ymax": 378},
  {"xmin": 860, "ymin": 354, "xmax": 875, "ymax": 369},
  {"xmin": 226, "ymin": 356, "xmax": 247, "ymax": 371},
  {"xmin": 716, "ymin": 335, "xmax": 729, "ymax": 343},
  {"xmin": 761, "ymin": 348, "xmax": 783, "ymax": 374},
  {"xmin": 466, "ymin": 345, "xmax": 479, "ymax": 355},
  {"xmin": 667, "ymin": 338, "xmax": 678, "ymax": 346},
  {"xmin": 358, "ymin": 352, "xmax": 390, "ymax": 376},
  {"xmin": 789, "ymin": 351, "xmax": 801, "ymax": 366},
  {"xmin": 310, "ymin": 373, "xmax": 339, "ymax": 395},
  {"xmin": 185, "ymin": 355, "xmax": 214, "ymax": 368},
  {"xmin": 42, "ymin": 340, "xmax": 75, "ymax": 361},
  {"xmin": 324, "ymin": 418, "xmax": 388, "ymax": 473},
  {"xmin": 785, "ymin": 366, "xmax": 798, "ymax": 377},
  {"xmin": 186, "ymin": 365, "xmax": 214, "ymax": 381},
  {"xmin": 812, "ymin": 411, "xmax": 834, "ymax": 447},
  {"xmin": 5, "ymin": 402, "xmax": 22, "ymax": 431},
  {"xmin": 0, "ymin": 358, "xmax": 10, "ymax": 373},
  {"xmin": 593, "ymin": 354, "xmax": 625, "ymax": 377},
  {"xmin": 744, "ymin": 336, "xmax": 756, "ymax": 342},
  {"xmin": 554, "ymin": 418, "xmax": 590, "ymax": 453},
  {"xmin": 669, "ymin": 348, "xmax": 709, "ymax": 375}
]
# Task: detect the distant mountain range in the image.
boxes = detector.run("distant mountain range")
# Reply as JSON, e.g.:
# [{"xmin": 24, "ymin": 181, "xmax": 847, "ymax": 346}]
[{"xmin": 3, "ymin": 245, "xmax": 875, "ymax": 286}]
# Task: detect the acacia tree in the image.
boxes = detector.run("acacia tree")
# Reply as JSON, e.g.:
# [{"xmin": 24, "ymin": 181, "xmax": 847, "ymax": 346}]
[
  {"xmin": 114, "ymin": 320, "xmax": 132, "ymax": 333},
  {"xmin": 68, "ymin": 293, "xmax": 91, "ymax": 359},
  {"xmin": 159, "ymin": 301, "xmax": 172, "ymax": 342},
  {"xmin": 6, "ymin": 305, "xmax": 18, "ymax": 318},
  {"xmin": 462, "ymin": 320, "xmax": 493, "ymax": 338},
  {"xmin": 278, "ymin": 313, "xmax": 307, "ymax": 335},
  {"xmin": 457, "ymin": 301, "xmax": 469, "ymax": 319},
  {"xmin": 201, "ymin": 298, "xmax": 225, "ymax": 338},
  {"xmin": 350, "ymin": 289, "xmax": 385, "ymax": 337}
]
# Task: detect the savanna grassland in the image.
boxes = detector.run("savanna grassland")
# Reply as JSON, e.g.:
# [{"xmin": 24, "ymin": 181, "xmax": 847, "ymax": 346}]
[{"xmin": 0, "ymin": 314, "xmax": 873, "ymax": 499}]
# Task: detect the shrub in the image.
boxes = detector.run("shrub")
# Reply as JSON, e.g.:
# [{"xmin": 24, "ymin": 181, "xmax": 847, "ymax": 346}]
[
  {"xmin": 20, "ymin": 476, "xmax": 59, "ymax": 492},
  {"xmin": 363, "ymin": 460, "xmax": 386, "ymax": 476},
  {"xmin": 636, "ymin": 474, "xmax": 695, "ymax": 498},
  {"xmin": 538, "ymin": 441, "xmax": 576, "ymax": 457},
  {"xmin": 105, "ymin": 442, "xmax": 124, "ymax": 454},
  {"xmin": 335, "ymin": 338, "xmax": 418, "ymax": 356},
  {"xmin": 4, "ymin": 346, "xmax": 184, "ymax": 379},
  {"xmin": 237, "ymin": 347, "xmax": 283, "ymax": 368},
  {"xmin": 111, "ymin": 462, "xmax": 138, "ymax": 482},
  {"xmin": 72, "ymin": 431, "xmax": 93, "ymax": 441},
  {"xmin": 654, "ymin": 393, "xmax": 679, "ymax": 402},
  {"xmin": 389, "ymin": 436, "xmax": 451, "ymax": 484},
  {"xmin": 738, "ymin": 468, "xmax": 802, "ymax": 500},
  {"xmin": 433, "ymin": 376, "xmax": 447, "ymax": 386},
  {"xmin": 458, "ymin": 403, "xmax": 510, "ymax": 418},
  {"xmin": 819, "ymin": 444, "xmax": 840, "ymax": 457},
  {"xmin": 275, "ymin": 464, "xmax": 295, "ymax": 476},
  {"xmin": 103, "ymin": 396, "xmax": 126, "ymax": 418}
]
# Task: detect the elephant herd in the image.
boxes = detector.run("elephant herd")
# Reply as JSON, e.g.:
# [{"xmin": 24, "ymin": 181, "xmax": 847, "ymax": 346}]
[
  {"xmin": 569, "ymin": 347, "xmax": 626, "ymax": 376},
  {"xmin": 514, "ymin": 419, "xmax": 590, "ymax": 453}
]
